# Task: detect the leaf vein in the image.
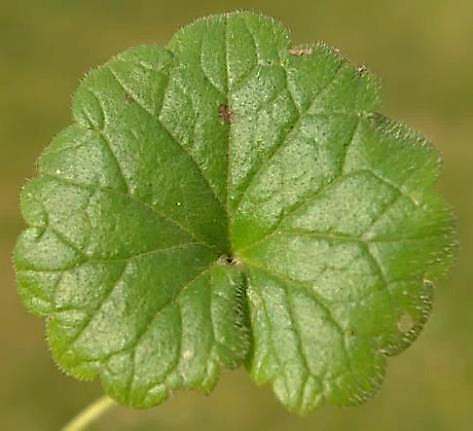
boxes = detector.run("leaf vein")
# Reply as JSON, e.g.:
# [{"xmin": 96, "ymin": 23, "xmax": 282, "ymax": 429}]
[
  {"xmin": 42, "ymin": 173, "xmax": 212, "ymax": 248},
  {"xmin": 58, "ymin": 261, "xmax": 129, "ymax": 360},
  {"xmin": 233, "ymin": 62, "xmax": 347, "ymax": 212},
  {"xmin": 82, "ymin": 86, "xmax": 131, "ymax": 193},
  {"xmin": 284, "ymin": 288, "xmax": 311, "ymax": 376},
  {"xmin": 127, "ymin": 267, "xmax": 211, "ymax": 394},
  {"xmin": 107, "ymin": 65, "xmax": 225, "ymax": 209}
]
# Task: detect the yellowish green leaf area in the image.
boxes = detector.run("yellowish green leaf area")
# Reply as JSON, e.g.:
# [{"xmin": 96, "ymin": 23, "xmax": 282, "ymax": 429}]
[{"xmin": 15, "ymin": 12, "xmax": 455, "ymax": 413}]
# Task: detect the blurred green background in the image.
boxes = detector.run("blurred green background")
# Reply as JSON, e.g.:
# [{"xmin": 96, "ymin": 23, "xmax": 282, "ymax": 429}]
[{"xmin": 1, "ymin": 1, "xmax": 472, "ymax": 430}]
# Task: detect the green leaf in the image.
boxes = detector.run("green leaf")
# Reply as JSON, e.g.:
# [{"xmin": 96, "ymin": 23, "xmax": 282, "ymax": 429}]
[{"xmin": 14, "ymin": 11, "xmax": 455, "ymax": 413}]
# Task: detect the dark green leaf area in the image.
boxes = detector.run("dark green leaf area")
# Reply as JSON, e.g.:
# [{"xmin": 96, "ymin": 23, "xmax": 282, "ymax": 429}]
[{"xmin": 15, "ymin": 11, "xmax": 455, "ymax": 414}]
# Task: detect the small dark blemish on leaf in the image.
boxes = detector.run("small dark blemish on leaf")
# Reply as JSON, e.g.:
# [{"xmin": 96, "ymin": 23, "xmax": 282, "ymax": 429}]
[
  {"xmin": 218, "ymin": 255, "xmax": 241, "ymax": 267},
  {"xmin": 226, "ymin": 256, "xmax": 240, "ymax": 266},
  {"xmin": 218, "ymin": 104, "xmax": 233, "ymax": 124},
  {"xmin": 125, "ymin": 93, "xmax": 134, "ymax": 104},
  {"xmin": 345, "ymin": 328, "xmax": 356, "ymax": 337}
]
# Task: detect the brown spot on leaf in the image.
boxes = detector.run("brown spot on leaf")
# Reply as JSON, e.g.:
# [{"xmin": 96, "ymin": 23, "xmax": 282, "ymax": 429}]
[
  {"xmin": 125, "ymin": 93, "xmax": 134, "ymax": 104},
  {"xmin": 218, "ymin": 104, "xmax": 233, "ymax": 123}
]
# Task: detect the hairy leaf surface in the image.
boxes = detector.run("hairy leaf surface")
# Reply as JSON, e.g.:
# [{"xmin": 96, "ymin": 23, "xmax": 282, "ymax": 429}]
[{"xmin": 15, "ymin": 11, "xmax": 455, "ymax": 413}]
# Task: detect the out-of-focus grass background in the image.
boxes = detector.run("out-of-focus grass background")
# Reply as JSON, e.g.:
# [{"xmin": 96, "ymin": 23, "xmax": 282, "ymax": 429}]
[{"xmin": 1, "ymin": 1, "xmax": 472, "ymax": 430}]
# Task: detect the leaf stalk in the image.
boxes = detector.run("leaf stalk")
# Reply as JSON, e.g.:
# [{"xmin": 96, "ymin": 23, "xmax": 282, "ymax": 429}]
[{"xmin": 61, "ymin": 395, "xmax": 116, "ymax": 431}]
